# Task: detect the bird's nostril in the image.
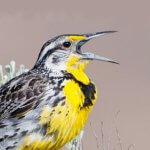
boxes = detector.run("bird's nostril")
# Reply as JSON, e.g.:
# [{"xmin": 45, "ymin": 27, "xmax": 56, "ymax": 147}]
[{"xmin": 76, "ymin": 48, "xmax": 82, "ymax": 54}]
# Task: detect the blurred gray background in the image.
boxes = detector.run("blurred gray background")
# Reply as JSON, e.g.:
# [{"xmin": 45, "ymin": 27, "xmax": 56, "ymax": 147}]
[{"xmin": 0, "ymin": 0, "xmax": 149, "ymax": 149}]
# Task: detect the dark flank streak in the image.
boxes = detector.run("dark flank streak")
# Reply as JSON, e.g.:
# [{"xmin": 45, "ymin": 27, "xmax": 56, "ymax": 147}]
[
  {"xmin": 6, "ymin": 146, "xmax": 16, "ymax": 150},
  {"xmin": 21, "ymin": 130, "xmax": 28, "ymax": 136},
  {"xmin": 7, "ymin": 133, "xmax": 17, "ymax": 139},
  {"xmin": 0, "ymin": 123, "xmax": 7, "ymax": 128},
  {"xmin": 52, "ymin": 96, "xmax": 65, "ymax": 107}
]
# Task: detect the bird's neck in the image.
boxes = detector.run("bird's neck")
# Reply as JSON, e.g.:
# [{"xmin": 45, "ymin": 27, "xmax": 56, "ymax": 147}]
[
  {"xmin": 34, "ymin": 55, "xmax": 90, "ymax": 85},
  {"xmin": 65, "ymin": 55, "xmax": 90, "ymax": 85}
]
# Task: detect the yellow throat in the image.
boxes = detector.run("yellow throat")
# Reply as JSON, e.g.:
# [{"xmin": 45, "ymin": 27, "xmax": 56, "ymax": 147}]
[{"xmin": 65, "ymin": 54, "xmax": 90, "ymax": 85}]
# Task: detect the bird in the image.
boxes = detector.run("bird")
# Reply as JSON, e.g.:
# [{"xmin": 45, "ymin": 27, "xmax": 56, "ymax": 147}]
[{"xmin": 0, "ymin": 31, "xmax": 118, "ymax": 150}]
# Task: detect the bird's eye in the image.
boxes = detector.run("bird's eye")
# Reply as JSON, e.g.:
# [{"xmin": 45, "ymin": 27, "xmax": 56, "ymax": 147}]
[{"xmin": 63, "ymin": 41, "xmax": 71, "ymax": 48}]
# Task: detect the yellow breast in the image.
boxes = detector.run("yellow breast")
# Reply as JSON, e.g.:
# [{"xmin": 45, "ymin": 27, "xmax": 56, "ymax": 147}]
[
  {"xmin": 42, "ymin": 80, "xmax": 96, "ymax": 149},
  {"xmin": 18, "ymin": 55, "xmax": 97, "ymax": 150},
  {"xmin": 18, "ymin": 79, "xmax": 97, "ymax": 150}
]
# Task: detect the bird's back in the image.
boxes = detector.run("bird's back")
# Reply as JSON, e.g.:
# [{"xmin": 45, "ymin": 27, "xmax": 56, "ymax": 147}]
[{"xmin": 0, "ymin": 70, "xmax": 53, "ymax": 149}]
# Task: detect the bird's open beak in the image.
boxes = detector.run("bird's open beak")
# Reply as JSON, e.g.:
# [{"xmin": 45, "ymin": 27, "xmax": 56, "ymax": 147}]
[{"xmin": 78, "ymin": 31, "xmax": 119, "ymax": 64}]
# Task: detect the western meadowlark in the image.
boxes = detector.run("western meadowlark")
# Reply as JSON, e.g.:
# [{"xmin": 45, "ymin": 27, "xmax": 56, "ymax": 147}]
[{"xmin": 0, "ymin": 31, "xmax": 118, "ymax": 150}]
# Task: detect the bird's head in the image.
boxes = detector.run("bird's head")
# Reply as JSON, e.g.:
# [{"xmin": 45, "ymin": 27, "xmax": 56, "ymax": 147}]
[{"xmin": 35, "ymin": 31, "xmax": 118, "ymax": 73}]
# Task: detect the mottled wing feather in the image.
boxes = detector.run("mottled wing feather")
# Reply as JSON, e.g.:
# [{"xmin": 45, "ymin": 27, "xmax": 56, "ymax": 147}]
[{"xmin": 0, "ymin": 71, "xmax": 49, "ymax": 119}]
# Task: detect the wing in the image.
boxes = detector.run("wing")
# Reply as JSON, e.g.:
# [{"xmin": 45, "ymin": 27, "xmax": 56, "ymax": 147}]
[{"xmin": 0, "ymin": 71, "xmax": 49, "ymax": 119}]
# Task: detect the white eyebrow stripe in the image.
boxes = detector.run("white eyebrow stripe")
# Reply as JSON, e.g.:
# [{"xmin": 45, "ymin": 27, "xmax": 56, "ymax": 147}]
[{"xmin": 37, "ymin": 42, "xmax": 55, "ymax": 62}]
